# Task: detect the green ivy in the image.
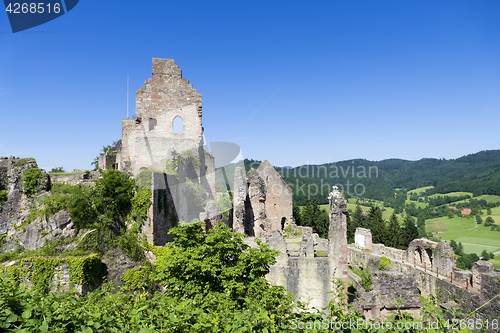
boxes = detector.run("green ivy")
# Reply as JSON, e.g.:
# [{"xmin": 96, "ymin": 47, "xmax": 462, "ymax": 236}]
[
  {"xmin": 26, "ymin": 257, "xmax": 59, "ymax": 293},
  {"xmin": 130, "ymin": 186, "xmax": 152, "ymax": 223},
  {"xmin": 66, "ymin": 254, "xmax": 103, "ymax": 285},
  {"xmin": 22, "ymin": 167, "xmax": 44, "ymax": 197},
  {"xmin": 120, "ymin": 265, "xmax": 153, "ymax": 291},
  {"xmin": 14, "ymin": 254, "xmax": 103, "ymax": 293}
]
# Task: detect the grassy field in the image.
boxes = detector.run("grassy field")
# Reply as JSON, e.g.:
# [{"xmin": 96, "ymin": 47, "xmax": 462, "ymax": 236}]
[
  {"xmin": 427, "ymin": 191, "xmax": 473, "ymax": 199},
  {"xmin": 426, "ymin": 216, "xmax": 500, "ymax": 256},
  {"xmin": 490, "ymin": 255, "xmax": 500, "ymax": 269},
  {"xmin": 426, "ymin": 216, "xmax": 475, "ymax": 234},
  {"xmin": 407, "ymin": 186, "xmax": 434, "ymax": 195},
  {"xmin": 443, "ymin": 194, "xmax": 500, "ymax": 207},
  {"xmin": 405, "ymin": 199, "xmax": 428, "ymax": 209}
]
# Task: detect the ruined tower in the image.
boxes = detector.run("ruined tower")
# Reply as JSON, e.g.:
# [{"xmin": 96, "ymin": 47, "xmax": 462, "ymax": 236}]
[
  {"xmin": 99, "ymin": 58, "xmax": 215, "ymax": 196},
  {"xmin": 99, "ymin": 59, "xmax": 216, "ymax": 245},
  {"xmin": 120, "ymin": 59, "xmax": 208, "ymax": 175}
]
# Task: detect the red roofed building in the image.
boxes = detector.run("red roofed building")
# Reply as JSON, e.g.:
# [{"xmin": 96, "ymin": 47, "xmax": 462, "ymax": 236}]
[
  {"xmin": 448, "ymin": 206, "xmax": 458, "ymax": 210},
  {"xmin": 461, "ymin": 208, "xmax": 472, "ymax": 216}
]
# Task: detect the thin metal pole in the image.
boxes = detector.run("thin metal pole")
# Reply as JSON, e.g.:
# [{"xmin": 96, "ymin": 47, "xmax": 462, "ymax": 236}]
[{"xmin": 127, "ymin": 74, "xmax": 129, "ymax": 119}]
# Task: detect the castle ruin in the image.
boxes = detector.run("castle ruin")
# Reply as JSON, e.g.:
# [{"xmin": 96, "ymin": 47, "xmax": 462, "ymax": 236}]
[{"xmin": 99, "ymin": 59, "xmax": 294, "ymax": 244}]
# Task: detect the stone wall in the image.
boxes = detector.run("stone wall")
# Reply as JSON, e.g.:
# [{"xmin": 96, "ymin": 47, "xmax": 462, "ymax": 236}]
[
  {"xmin": 256, "ymin": 160, "xmax": 293, "ymax": 231},
  {"xmin": 266, "ymin": 230, "xmax": 336, "ymax": 310},
  {"xmin": 232, "ymin": 161, "xmax": 293, "ymax": 237},
  {"xmin": 265, "ymin": 188, "xmax": 348, "ymax": 310},
  {"xmin": 348, "ymin": 236, "xmax": 500, "ymax": 319},
  {"xmin": 118, "ymin": 58, "xmax": 205, "ymax": 176},
  {"xmin": 245, "ymin": 169, "xmax": 269, "ymax": 237},
  {"xmin": 350, "ymin": 268, "xmax": 422, "ymax": 320},
  {"xmin": 354, "ymin": 227, "xmax": 372, "ymax": 250},
  {"xmin": 49, "ymin": 170, "xmax": 99, "ymax": 185},
  {"xmin": 143, "ymin": 172, "xmax": 178, "ymax": 246}
]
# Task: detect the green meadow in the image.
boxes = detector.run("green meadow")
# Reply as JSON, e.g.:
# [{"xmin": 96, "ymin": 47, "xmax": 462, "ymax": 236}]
[
  {"xmin": 428, "ymin": 191, "xmax": 473, "ymax": 199},
  {"xmin": 407, "ymin": 186, "xmax": 434, "ymax": 195},
  {"xmin": 490, "ymin": 255, "xmax": 500, "ymax": 269},
  {"xmin": 426, "ymin": 216, "xmax": 500, "ymax": 256}
]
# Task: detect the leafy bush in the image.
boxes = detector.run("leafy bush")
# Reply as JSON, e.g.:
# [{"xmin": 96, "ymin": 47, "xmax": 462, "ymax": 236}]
[
  {"xmin": 456, "ymin": 253, "xmax": 480, "ymax": 270},
  {"xmin": 120, "ymin": 265, "xmax": 154, "ymax": 291},
  {"xmin": 117, "ymin": 229, "xmax": 145, "ymax": 262},
  {"xmin": 22, "ymin": 167, "xmax": 44, "ymax": 196},
  {"xmin": 154, "ymin": 221, "xmax": 279, "ymax": 307},
  {"xmin": 14, "ymin": 157, "xmax": 35, "ymax": 167},
  {"xmin": 130, "ymin": 186, "xmax": 152, "ymax": 223},
  {"xmin": 350, "ymin": 267, "xmax": 372, "ymax": 292},
  {"xmin": 49, "ymin": 167, "xmax": 65, "ymax": 173},
  {"xmin": 378, "ymin": 256, "xmax": 393, "ymax": 270}
]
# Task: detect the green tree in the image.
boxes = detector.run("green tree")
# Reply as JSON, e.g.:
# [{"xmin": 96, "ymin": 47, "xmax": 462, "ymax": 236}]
[
  {"xmin": 300, "ymin": 199, "xmax": 313, "ymax": 227},
  {"xmin": 315, "ymin": 208, "xmax": 330, "ymax": 239},
  {"xmin": 292, "ymin": 201, "xmax": 302, "ymax": 225},
  {"xmin": 367, "ymin": 206, "xmax": 386, "ymax": 244},
  {"xmin": 449, "ymin": 239, "xmax": 459, "ymax": 254},
  {"xmin": 457, "ymin": 242, "xmax": 464, "ymax": 256},
  {"xmin": 481, "ymin": 250, "xmax": 489, "ymax": 260},
  {"xmin": 485, "ymin": 216, "xmax": 495, "ymax": 226},
  {"xmin": 487, "ymin": 208, "xmax": 492, "ymax": 215},
  {"xmin": 386, "ymin": 213, "xmax": 401, "ymax": 248},
  {"xmin": 153, "ymin": 221, "xmax": 281, "ymax": 307},
  {"xmin": 401, "ymin": 215, "xmax": 419, "ymax": 247},
  {"xmin": 476, "ymin": 215, "xmax": 483, "ymax": 224}
]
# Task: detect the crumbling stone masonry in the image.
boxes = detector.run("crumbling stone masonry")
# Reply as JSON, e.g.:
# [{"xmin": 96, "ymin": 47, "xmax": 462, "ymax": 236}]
[
  {"xmin": 328, "ymin": 187, "xmax": 349, "ymax": 288},
  {"xmin": 232, "ymin": 161, "xmax": 293, "ymax": 237},
  {"xmin": 349, "ymin": 228, "xmax": 500, "ymax": 319},
  {"xmin": 265, "ymin": 187, "xmax": 348, "ymax": 309},
  {"xmin": 98, "ymin": 58, "xmax": 215, "ymax": 192},
  {"xmin": 232, "ymin": 166, "xmax": 246, "ymax": 234},
  {"xmin": 99, "ymin": 59, "xmax": 217, "ymax": 244},
  {"xmin": 256, "ymin": 161, "xmax": 293, "ymax": 231}
]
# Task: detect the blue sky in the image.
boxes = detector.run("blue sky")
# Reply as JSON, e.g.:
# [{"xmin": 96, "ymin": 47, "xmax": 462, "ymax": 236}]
[{"xmin": 1, "ymin": 0, "xmax": 499, "ymax": 171}]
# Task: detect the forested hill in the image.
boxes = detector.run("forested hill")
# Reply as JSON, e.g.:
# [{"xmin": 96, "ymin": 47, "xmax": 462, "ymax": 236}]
[{"xmin": 244, "ymin": 150, "xmax": 500, "ymax": 205}]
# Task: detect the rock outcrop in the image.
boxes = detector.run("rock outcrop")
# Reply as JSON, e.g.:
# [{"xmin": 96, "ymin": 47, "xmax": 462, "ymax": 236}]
[{"xmin": 0, "ymin": 157, "xmax": 49, "ymax": 237}]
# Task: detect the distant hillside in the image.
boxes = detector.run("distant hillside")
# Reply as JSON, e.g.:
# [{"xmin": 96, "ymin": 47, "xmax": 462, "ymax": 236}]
[{"xmin": 242, "ymin": 150, "xmax": 500, "ymax": 205}]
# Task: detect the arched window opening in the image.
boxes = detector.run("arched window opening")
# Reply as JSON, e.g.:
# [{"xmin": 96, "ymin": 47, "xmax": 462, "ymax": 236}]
[
  {"xmin": 415, "ymin": 247, "xmax": 423, "ymax": 265},
  {"xmin": 425, "ymin": 249, "xmax": 433, "ymax": 268},
  {"xmin": 149, "ymin": 118, "xmax": 157, "ymax": 131},
  {"xmin": 173, "ymin": 116, "xmax": 183, "ymax": 133}
]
